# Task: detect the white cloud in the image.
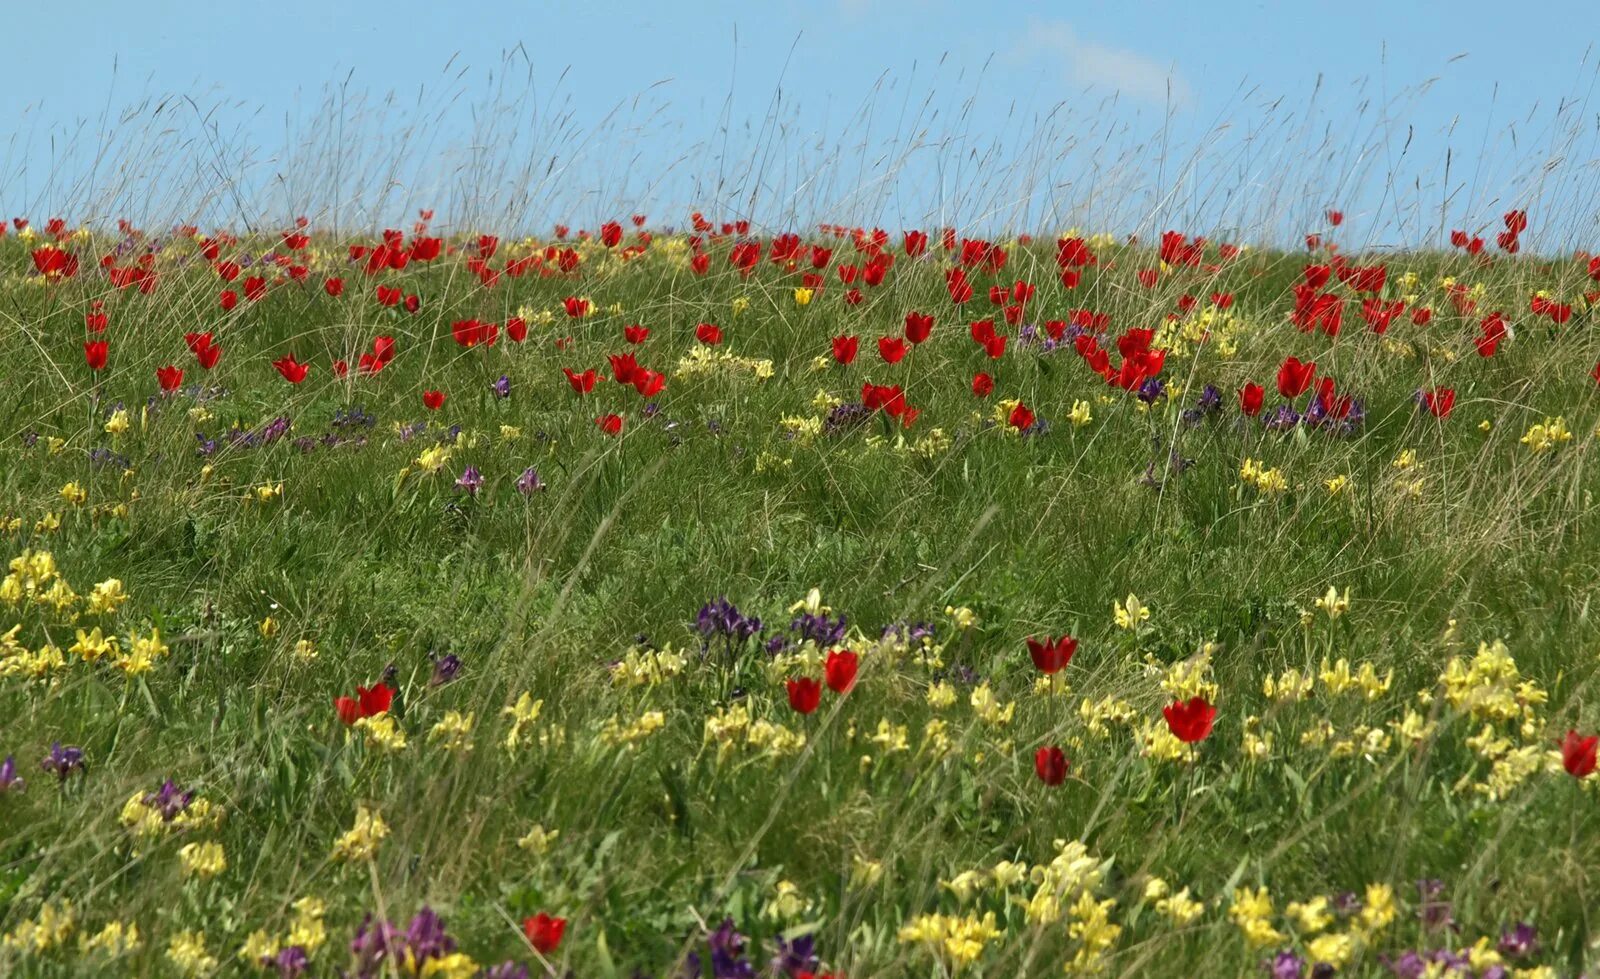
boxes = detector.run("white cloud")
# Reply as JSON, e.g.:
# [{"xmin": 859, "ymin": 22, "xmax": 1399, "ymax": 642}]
[{"xmin": 1017, "ymin": 20, "xmax": 1192, "ymax": 108}]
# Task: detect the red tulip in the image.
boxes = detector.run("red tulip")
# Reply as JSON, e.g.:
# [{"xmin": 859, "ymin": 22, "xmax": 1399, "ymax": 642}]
[
  {"xmin": 357, "ymin": 683, "xmax": 393, "ymax": 717},
  {"xmin": 1562, "ymin": 730, "xmax": 1598, "ymax": 778},
  {"xmin": 831, "ymin": 335, "xmax": 859, "ymax": 364},
  {"xmin": 904, "ymin": 311, "xmax": 934, "ymax": 344},
  {"xmin": 156, "ymin": 365, "xmax": 184, "ymax": 392},
  {"xmin": 1326, "ymin": 208, "xmax": 1344, "ymax": 226},
  {"xmin": 877, "ymin": 336, "xmax": 908, "ymax": 364},
  {"xmin": 244, "ymin": 276, "xmax": 267, "ymax": 302},
  {"xmin": 1026, "ymin": 635, "xmax": 1077, "ymax": 674},
  {"xmin": 1276, "ymin": 356, "xmax": 1315, "ymax": 399},
  {"xmin": 563, "ymin": 368, "xmax": 597, "ymax": 394},
  {"xmin": 323, "ymin": 277, "xmax": 344, "ymax": 296},
  {"xmin": 1422, "ymin": 387, "xmax": 1455, "ymax": 419},
  {"xmin": 695, "ymin": 322, "xmax": 723, "ymax": 345},
  {"xmin": 1034, "ymin": 745, "xmax": 1069, "ymax": 785},
  {"xmin": 334, "ymin": 696, "xmax": 361, "ymax": 726},
  {"xmin": 1239, "ymin": 383, "xmax": 1264, "ymax": 416},
  {"xmin": 1008, "ymin": 402, "xmax": 1035, "ymax": 430},
  {"xmin": 83, "ymin": 341, "xmax": 109, "ymax": 371},
  {"xmin": 624, "ymin": 324, "xmax": 650, "ymax": 344},
  {"xmin": 272, "ymin": 355, "xmax": 309, "ymax": 384},
  {"xmin": 786, "ymin": 677, "xmax": 822, "ymax": 714},
  {"xmin": 824, "ymin": 649, "xmax": 859, "ymax": 694},
  {"xmin": 1162, "ymin": 696, "xmax": 1216, "ymax": 744},
  {"xmin": 505, "ymin": 317, "xmax": 528, "ymax": 343},
  {"xmin": 596, "ymin": 414, "xmax": 624, "ymax": 436},
  {"xmin": 422, "ymin": 390, "xmax": 446, "ymax": 411},
  {"xmin": 219, "ymin": 290, "xmax": 239, "ymax": 312},
  {"xmin": 972, "ymin": 372, "xmax": 994, "ymax": 397},
  {"xmin": 523, "ymin": 913, "xmax": 567, "ymax": 954},
  {"xmin": 632, "ymin": 369, "xmax": 666, "ymax": 398}
]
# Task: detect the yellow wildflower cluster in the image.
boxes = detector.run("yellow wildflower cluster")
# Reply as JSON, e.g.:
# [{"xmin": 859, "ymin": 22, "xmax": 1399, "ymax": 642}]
[
  {"xmin": 611, "ymin": 645, "xmax": 689, "ymax": 687},
  {"xmin": 1437, "ymin": 639, "xmax": 1546, "ymax": 725},
  {"xmin": 428, "ymin": 710, "xmax": 476, "ymax": 752},
  {"xmin": 330, "ymin": 805, "xmax": 390, "ymax": 862},
  {"xmin": 674, "ymin": 346, "xmax": 774, "ymax": 381},
  {"xmin": 1240, "ymin": 458, "xmax": 1288, "ymax": 495},
  {"xmin": 502, "ymin": 692, "xmax": 545, "ymax": 752},
  {"xmin": 599, "ymin": 710, "xmax": 667, "ymax": 747},
  {"xmin": 237, "ymin": 897, "xmax": 328, "ymax": 969},
  {"xmin": 1519, "ymin": 416, "xmax": 1571, "ymax": 453},
  {"xmin": 897, "ymin": 911, "xmax": 1003, "ymax": 966},
  {"xmin": 2, "ymin": 900, "xmax": 76, "ymax": 954}
]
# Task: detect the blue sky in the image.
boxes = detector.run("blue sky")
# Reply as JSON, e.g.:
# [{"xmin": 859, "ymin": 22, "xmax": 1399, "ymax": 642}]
[{"xmin": 2, "ymin": 1, "xmax": 1598, "ymax": 249}]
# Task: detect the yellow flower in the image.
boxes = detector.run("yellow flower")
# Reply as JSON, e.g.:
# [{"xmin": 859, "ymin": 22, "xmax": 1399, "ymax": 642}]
[
  {"xmin": 517, "ymin": 824, "xmax": 560, "ymax": 856},
  {"xmin": 502, "ymin": 692, "xmax": 545, "ymax": 752},
  {"xmin": 354, "ymin": 714, "xmax": 408, "ymax": 752},
  {"xmin": 1069, "ymin": 399, "xmax": 1093, "ymax": 428},
  {"xmin": 1313, "ymin": 586, "xmax": 1350, "ymax": 620},
  {"xmin": 1228, "ymin": 887, "xmax": 1284, "ymax": 947},
  {"xmin": 1113, "ymin": 593, "xmax": 1149, "ymax": 631},
  {"xmin": 114, "ymin": 627, "xmax": 169, "ymax": 676},
  {"xmin": 259, "ymin": 615, "xmax": 279, "ymax": 638},
  {"xmin": 165, "ymin": 931, "xmax": 217, "ymax": 976},
  {"xmin": 944, "ymin": 605, "xmax": 978, "ymax": 630},
  {"xmin": 850, "ymin": 855, "xmax": 884, "ymax": 889},
  {"xmin": 80, "ymin": 920, "xmax": 142, "ymax": 957},
  {"xmin": 87, "ymin": 578, "xmax": 128, "ymax": 614},
  {"xmin": 178, "ymin": 841, "xmax": 227, "ymax": 878},
  {"xmin": 293, "ymin": 638, "xmax": 318, "ymax": 662},
  {"xmin": 104, "ymin": 409, "xmax": 131, "ymax": 436},
  {"xmin": 428, "ymin": 710, "xmax": 476, "ymax": 752},
  {"xmin": 1520, "ymin": 416, "xmax": 1573, "ymax": 453},
  {"xmin": 731, "ymin": 296, "xmax": 750, "ymax": 315},
  {"xmin": 2, "ymin": 900, "xmax": 75, "ymax": 953},
  {"xmin": 331, "ymin": 806, "xmax": 390, "ymax": 861},
  {"xmin": 59, "ymin": 482, "xmax": 87, "ymax": 506},
  {"xmin": 599, "ymin": 710, "xmax": 666, "ymax": 747},
  {"xmin": 1324, "ymin": 474, "xmax": 1349, "ymax": 496},
  {"xmin": 793, "ymin": 287, "xmax": 814, "ymax": 306},
  {"xmin": 760, "ymin": 879, "xmax": 808, "ymax": 922}
]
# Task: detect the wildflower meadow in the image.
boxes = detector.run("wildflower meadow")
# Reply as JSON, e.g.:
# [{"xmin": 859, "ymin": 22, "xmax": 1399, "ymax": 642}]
[{"xmin": 5, "ymin": 16, "xmax": 1600, "ymax": 979}]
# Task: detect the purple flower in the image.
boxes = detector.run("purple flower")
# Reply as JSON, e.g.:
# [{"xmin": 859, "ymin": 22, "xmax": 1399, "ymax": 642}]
[
  {"xmin": 0, "ymin": 755, "xmax": 23, "ymax": 792},
  {"xmin": 1499, "ymin": 922, "xmax": 1537, "ymax": 959},
  {"xmin": 1136, "ymin": 376, "xmax": 1166, "ymax": 404},
  {"xmin": 40, "ymin": 742, "xmax": 85, "ymax": 782},
  {"xmin": 429, "ymin": 653, "xmax": 463, "ymax": 687},
  {"xmin": 491, "ymin": 374, "xmax": 512, "ymax": 399},
  {"xmin": 789, "ymin": 610, "xmax": 848, "ymax": 647},
  {"xmin": 1263, "ymin": 404, "xmax": 1301, "ymax": 431},
  {"xmin": 142, "ymin": 778, "xmax": 195, "ymax": 821},
  {"xmin": 267, "ymin": 945, "xmax": 310, "ymax": 978},
  {"xmin": 516, "ymin": 467, "xmax": 545, "ymax": 495},
  {"xmin": 1416, "ymin": 879, "xmax": 1454, "ymax": 932},
  {"xmin": 1266, "ymin": 951, "xmax": 1303, "ymax": 979},
  {"xmin": 455, "ymin": 466, "xmax": 484, "ymax": 496},
  {"xmin": 479, "ymin": 964, "xmax": 530, "ymax": 979},
  {"xmin": 1383, "ymin": 950, "xmax": 1427, "ymax": 979},
  {"xmin": 696, "ymin": 598, "xmax": 762, "ymax": 641},
  {"xmin": 705, "ymin": 918, "xmax": 754, "ymax": 979},
  {"xmin": 403, "ymin": 907, "xmax": 456, "ymax": 961},
  {"xmin": 772, "ymin": 934, "xmax": 818, "ymax": 977}
]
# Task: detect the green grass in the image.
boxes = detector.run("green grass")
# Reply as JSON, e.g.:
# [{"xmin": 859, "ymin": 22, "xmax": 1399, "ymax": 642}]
[{"xmin": 1, "ymin": 228, "xmax": 1599, "ymax": 977}]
